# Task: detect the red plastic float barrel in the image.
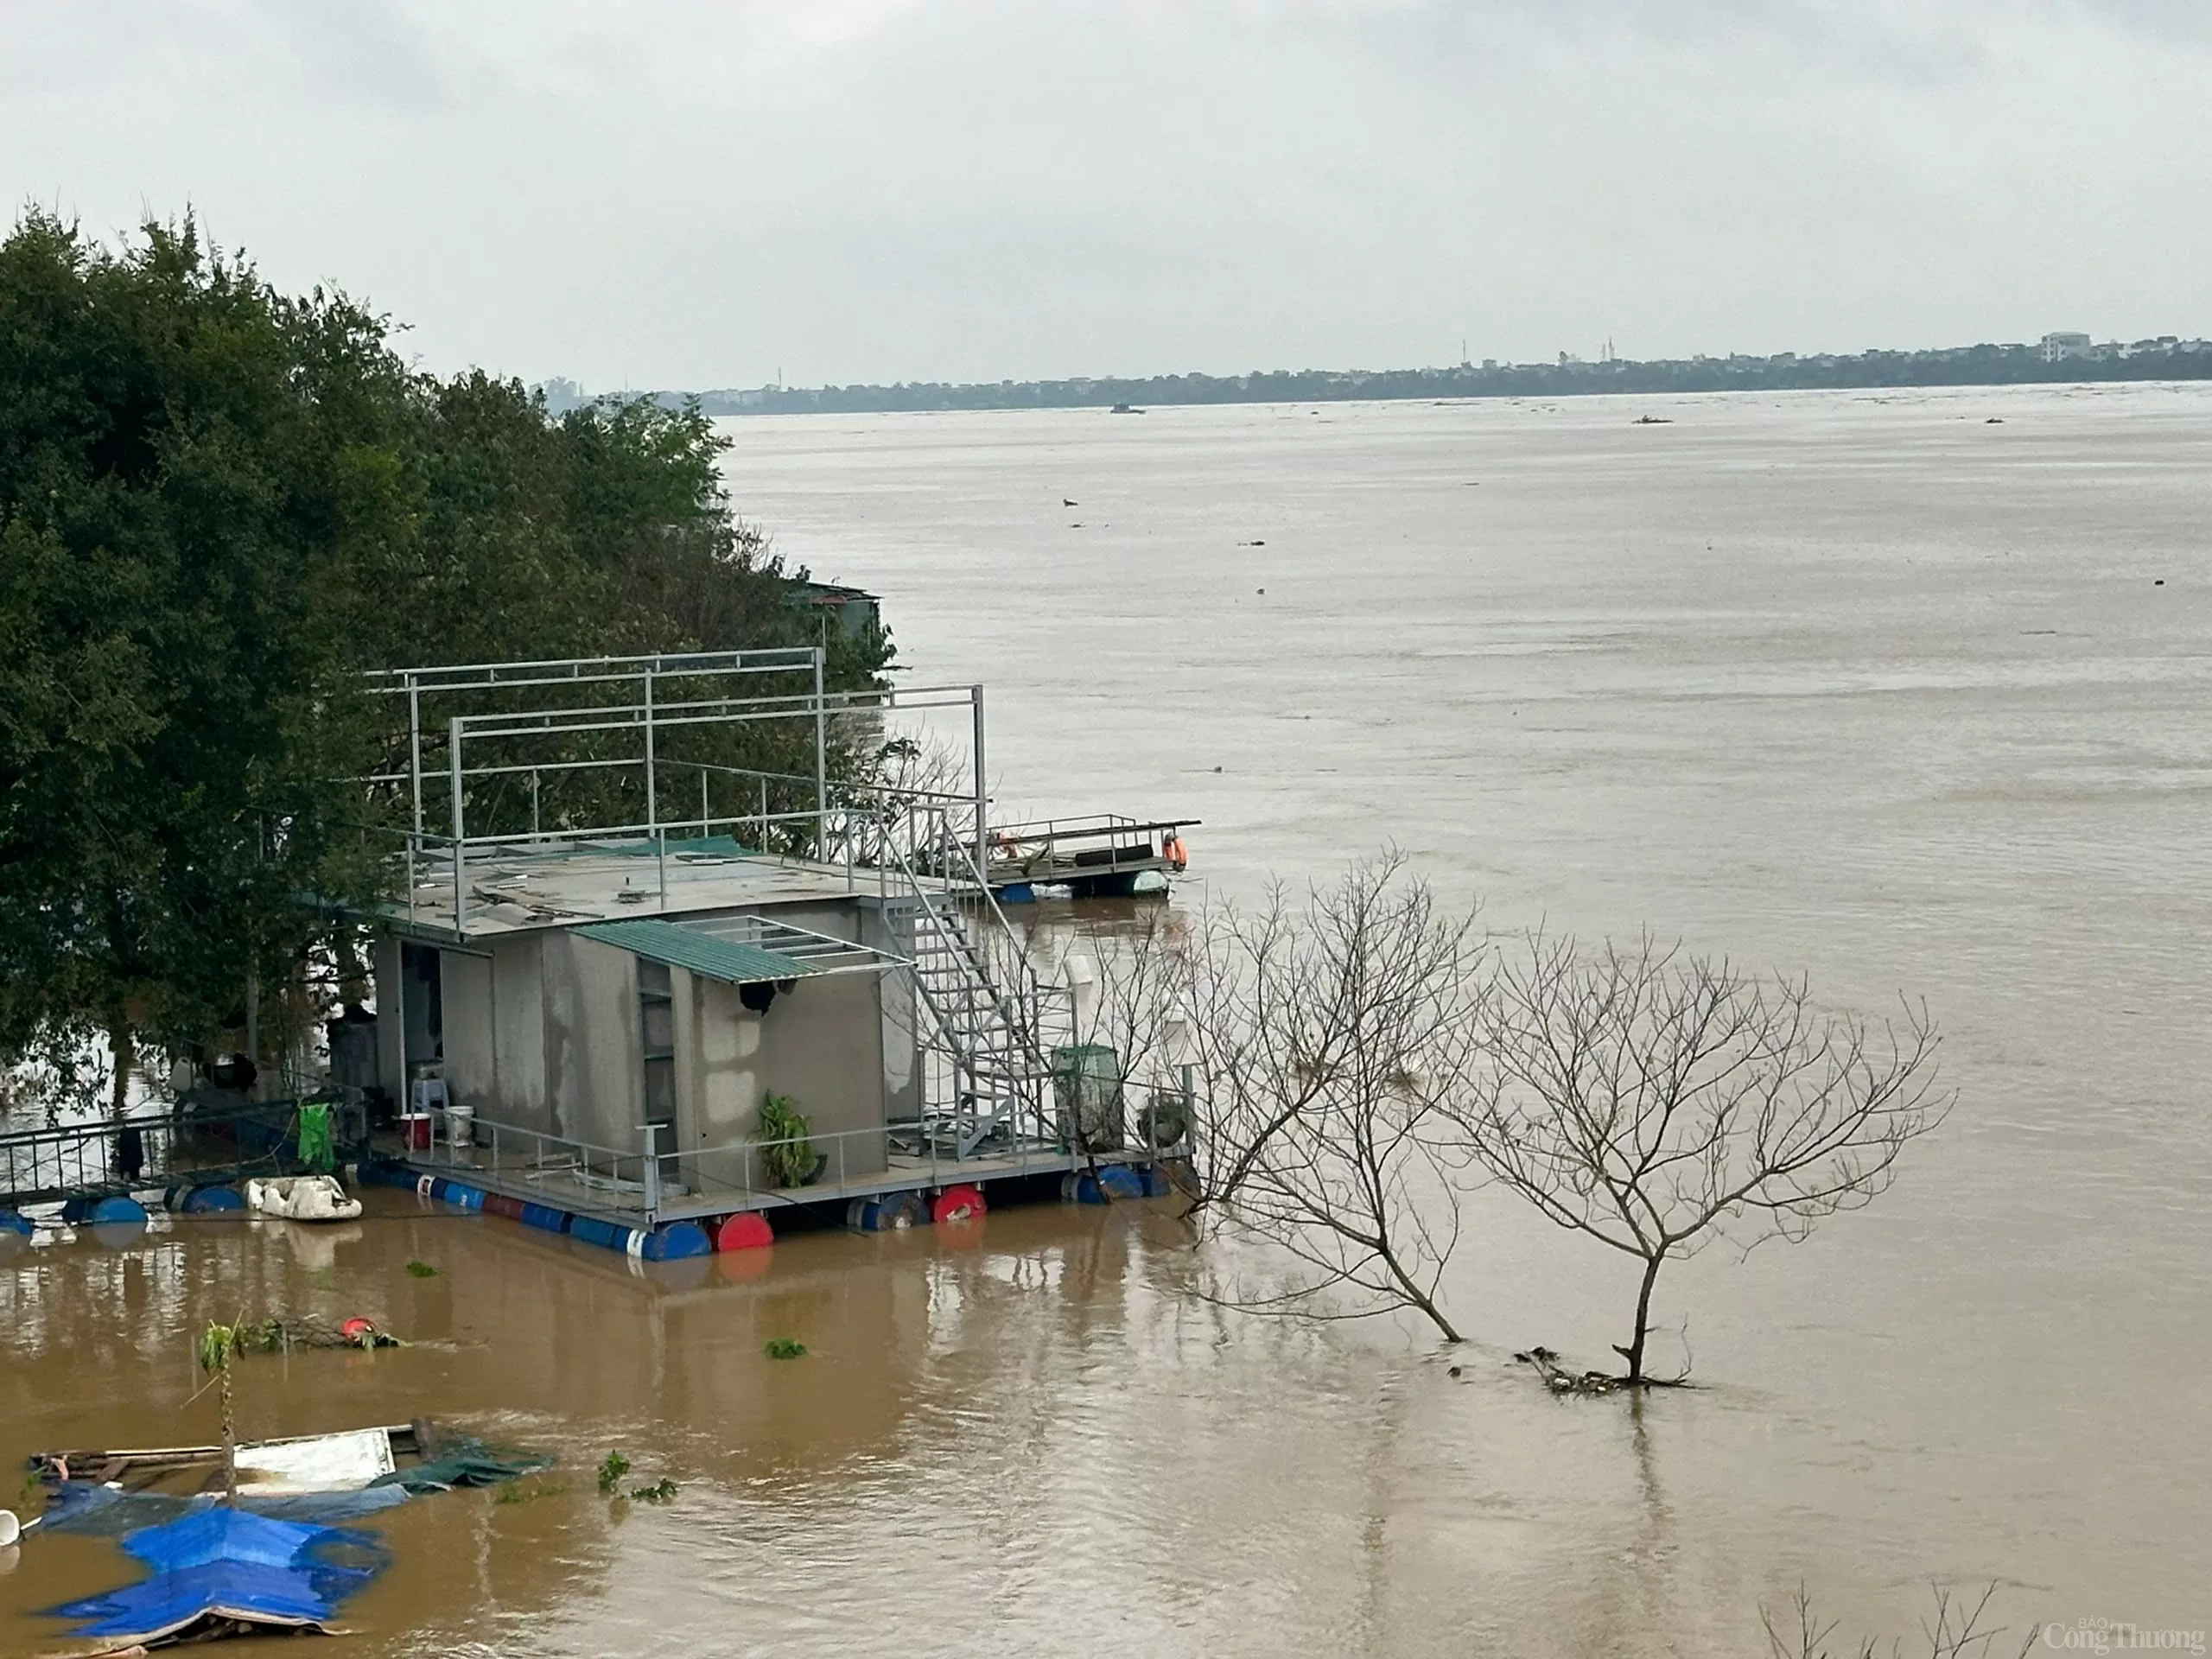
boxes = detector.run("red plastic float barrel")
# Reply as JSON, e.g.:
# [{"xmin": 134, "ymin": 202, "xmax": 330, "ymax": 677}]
[
  {"xmin": 340, "ymin": 1317, "xmax": 378, "ymax": 1343},
  {"xmin": 931, "ymin": 1185, "xmax": 986, "ymax": 1226},
  {"xmin": 715, "ymin": 1211, "xmax": 774, "ymax": 1252}
]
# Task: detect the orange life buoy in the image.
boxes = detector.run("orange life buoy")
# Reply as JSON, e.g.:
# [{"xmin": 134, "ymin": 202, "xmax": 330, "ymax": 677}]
[{"xmin": 1162, "ymin": 834, "xmax": 1188, "ymax": 872}]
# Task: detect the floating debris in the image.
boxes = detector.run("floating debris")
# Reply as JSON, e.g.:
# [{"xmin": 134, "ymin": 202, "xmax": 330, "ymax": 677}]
[
  {"xmin": 223, "ymin": 1315, "xmax": 402, "ymax": 1353},
  {"xmin": 765, "ymin": 1338, "xmax": 807, "ymax": 1360},
  {"xmin": 245, "ymin": 1174, "xmax": 361, "ymax": 1223},
  {"xmin": 43, "ymin": 1506, "xmax": 388, "ymax": 1647},
  {"xmin": 23, "ymin": 1423, "xmax": 550, "ymax": 1649},
  {"xmin": 1513, "ymin": 1346, "xmax": 1623, "ymax": 1395}
]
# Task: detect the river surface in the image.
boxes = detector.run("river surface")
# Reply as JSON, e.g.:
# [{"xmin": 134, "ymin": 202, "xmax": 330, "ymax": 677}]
[{"xmin": 5, "ymin": 386, "xmax": 2209, "ymax": 1654}]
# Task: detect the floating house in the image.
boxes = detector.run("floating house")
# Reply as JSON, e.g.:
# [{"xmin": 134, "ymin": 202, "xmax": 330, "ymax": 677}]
[{"xmin": 354, "ymin": 650, "xmax": 1179, "ymax": 1245}]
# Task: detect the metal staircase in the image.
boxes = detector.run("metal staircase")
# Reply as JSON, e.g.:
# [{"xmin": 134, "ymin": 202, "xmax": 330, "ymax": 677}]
[{"xmin": 878, "ymin": 813, "xmax": 1071, "ymax": 1157}]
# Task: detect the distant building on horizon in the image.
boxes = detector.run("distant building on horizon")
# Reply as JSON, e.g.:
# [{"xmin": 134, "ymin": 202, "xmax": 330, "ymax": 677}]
[{"xmin": 2041, "ymin": 331, "xmax": 2093, "ymax": 363}]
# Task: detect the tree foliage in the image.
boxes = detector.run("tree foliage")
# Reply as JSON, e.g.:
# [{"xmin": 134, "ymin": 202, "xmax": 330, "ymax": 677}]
[
  {"xmin": 0, "ymin": 213, "xmax": 395, "ymax": 1103},
  {"xmin": 0, "ymin": 210, "xmax": 891, "ymax": 1103}
]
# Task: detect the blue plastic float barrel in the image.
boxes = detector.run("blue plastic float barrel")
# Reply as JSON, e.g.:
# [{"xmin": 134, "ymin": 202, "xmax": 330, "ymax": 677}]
[
  {"xmin": 569, "ymin": 1216, "xmax": 630, "ymax": 1252},
  {"xmin": 431, "ymin": 1179, "xmax": 484, "ymax": 1211},
  {"xmin": 846, "ymin": 1193, "xmax": 922, "ymax": 1231},
  {"xmin": 568, "ymin": 1216, "xmax": 711, "ymax": 1259},
  {"xmin": 1061, "ymin": 1166, "xmax": 1145, "ymax": 1204},
  {"xmin": 641, "ymin": 1223, "xmax": 710, "ymax": 1261},
  {"xmin": 61, "ymin": 1195, "xmax": 149, "ymax": 1226}
]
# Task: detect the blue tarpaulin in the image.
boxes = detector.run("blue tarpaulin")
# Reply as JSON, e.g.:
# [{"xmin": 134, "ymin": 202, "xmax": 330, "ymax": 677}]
[
  {"xmin": 45, "ymin": 1506, "xmax": 388, "ymax": 1643},
  {"xmin": 35, "ymin": 1477, "xmax": 411, "ymax": 1536}
]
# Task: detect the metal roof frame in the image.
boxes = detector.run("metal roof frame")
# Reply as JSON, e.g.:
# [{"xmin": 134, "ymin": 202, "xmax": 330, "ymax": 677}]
[{"xmin": 572, "ymin": 915, "xmax": 903, "ymax": 986}]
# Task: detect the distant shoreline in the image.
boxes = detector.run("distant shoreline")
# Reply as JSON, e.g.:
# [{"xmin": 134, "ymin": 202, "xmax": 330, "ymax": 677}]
[{"xmin": 541, "ymin": 340, "xmax": 2212, "ymax": 417}]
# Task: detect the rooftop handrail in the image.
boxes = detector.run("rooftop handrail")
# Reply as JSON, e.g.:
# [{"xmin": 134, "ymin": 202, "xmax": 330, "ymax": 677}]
[{"xmin": 364, "ymin": 647, "xmax": 822, "ymax": 693}]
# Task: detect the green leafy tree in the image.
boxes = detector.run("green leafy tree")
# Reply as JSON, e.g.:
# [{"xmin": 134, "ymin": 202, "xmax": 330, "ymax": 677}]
[
  {"xmin": 0, "ymin": 212, "xmax": 398, "ymax": 1110},
  {"xmin": 366, "ymin": 379, "xmax": 894, "ymax": 850},
  {"xmin": 0, "ymin": 210, "xmax": 894, "ymax": 1110}
]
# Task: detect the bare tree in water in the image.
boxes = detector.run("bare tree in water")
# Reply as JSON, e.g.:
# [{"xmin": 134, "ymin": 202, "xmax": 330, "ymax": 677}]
[
  {"xmin": 1471, "ymin": 932, "xmax": 1948, "ymax": 1385},
  {"xmin": 1762, "ymin": 1584, "xmax": 2037, "ymax": 1659},
  {"xmin": 1183, "ymin": 854, "xmax": 1486, "ymax": 1343}
]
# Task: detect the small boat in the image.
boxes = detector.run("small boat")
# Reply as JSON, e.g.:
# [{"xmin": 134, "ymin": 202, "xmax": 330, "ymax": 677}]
[
  {"xmin": 1109, "ymin": 402, "xmax": 1145, "ymax": 414},
  {"xmin": 245, "ymin": 1175, "xmax": 362, "ymax": 1223}
]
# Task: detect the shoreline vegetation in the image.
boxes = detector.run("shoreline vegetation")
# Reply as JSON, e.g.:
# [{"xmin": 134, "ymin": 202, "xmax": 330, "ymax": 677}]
[{"xmin": 541, "ymin": 334, "xmax": 2212, "ymax": 418}]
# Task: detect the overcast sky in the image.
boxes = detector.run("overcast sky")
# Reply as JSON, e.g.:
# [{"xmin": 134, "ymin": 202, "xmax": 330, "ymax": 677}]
[{"xmin": 4, "ymin": 2, "xmax": 2209, "ymax": 388}]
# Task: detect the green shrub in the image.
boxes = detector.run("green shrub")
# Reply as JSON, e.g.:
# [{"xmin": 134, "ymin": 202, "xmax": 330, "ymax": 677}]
[{"xmin": 754, "ymin": 1093, "xmax": 816, "ymax": 1188}]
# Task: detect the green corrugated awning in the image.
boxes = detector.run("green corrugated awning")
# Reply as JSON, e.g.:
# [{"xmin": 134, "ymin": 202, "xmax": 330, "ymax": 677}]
[{"xmin": 574, "ymin": 919, "xmax": 825, "ymax": 987}]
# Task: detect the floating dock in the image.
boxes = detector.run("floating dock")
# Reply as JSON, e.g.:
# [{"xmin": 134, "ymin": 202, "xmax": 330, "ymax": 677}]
[
  {"xmin": 987, "ymin": 815, "xmax": 1197, "ymax": 899},
  {"xmin": 365, "ymin": 1101, "xmax": 1188, "ymax": 1262}
]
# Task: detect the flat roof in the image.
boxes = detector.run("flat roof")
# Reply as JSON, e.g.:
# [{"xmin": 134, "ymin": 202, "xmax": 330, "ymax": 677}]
[{"xmin": 383, "ymin": 836, "xmax": 950, "ymax": 941}]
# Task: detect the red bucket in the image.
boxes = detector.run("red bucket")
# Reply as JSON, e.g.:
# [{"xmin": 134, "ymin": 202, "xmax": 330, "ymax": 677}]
[{"xmin": 400, "ymin": 1113, "xmax": 432, "ymax": 1152}]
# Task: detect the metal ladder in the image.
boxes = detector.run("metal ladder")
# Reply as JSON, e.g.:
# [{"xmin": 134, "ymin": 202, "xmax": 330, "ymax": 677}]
[{"xmin": 879, "ymin": 816, "xmax": 1071, "ymax": 1157}]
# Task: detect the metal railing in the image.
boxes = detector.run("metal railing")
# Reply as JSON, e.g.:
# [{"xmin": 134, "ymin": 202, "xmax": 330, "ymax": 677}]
[
  {"xmin": 0, "ymin": 1099, "xmax": 361, "ymax": 1208},
  {"xmin": 410, "ymin": 1097, "xmax": 1193, "ymax": 1225},
  {"xmin": 361, "ymin": 648, "xmax": 1007, "ymax": 935}
]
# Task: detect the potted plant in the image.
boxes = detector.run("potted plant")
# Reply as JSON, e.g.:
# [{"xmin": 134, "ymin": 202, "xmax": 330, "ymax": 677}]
[{"xmin": 754, "ymin": 1092, "xmax": 821, "ymax": 1188}]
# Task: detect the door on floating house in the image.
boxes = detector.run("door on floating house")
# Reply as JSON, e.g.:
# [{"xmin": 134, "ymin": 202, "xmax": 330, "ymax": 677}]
[{"xmin": 398, "ymin": 942, "xmax": 443, "ymax": 1077}]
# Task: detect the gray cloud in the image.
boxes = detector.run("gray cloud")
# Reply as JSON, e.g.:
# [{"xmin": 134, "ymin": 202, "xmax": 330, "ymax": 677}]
[{"xmin": 3, "ymin": 0, "xmax": 2206, "ymax": 385}]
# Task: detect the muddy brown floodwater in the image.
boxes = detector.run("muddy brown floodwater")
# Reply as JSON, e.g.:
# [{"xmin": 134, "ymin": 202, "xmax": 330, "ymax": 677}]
[{"xmin": 7, "ymin": 384, "xmax": 2211, "ymax": 1655}]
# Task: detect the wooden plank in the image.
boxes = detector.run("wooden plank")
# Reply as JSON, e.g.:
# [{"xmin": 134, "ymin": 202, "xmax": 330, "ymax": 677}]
[
  {"xmin": 32, "ymin": 1426, "xmax": 416, "ymax": 1471},
  {"xmin": 39, "ymin": 1442, "xmax": 221, "ymax": 1464}
]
